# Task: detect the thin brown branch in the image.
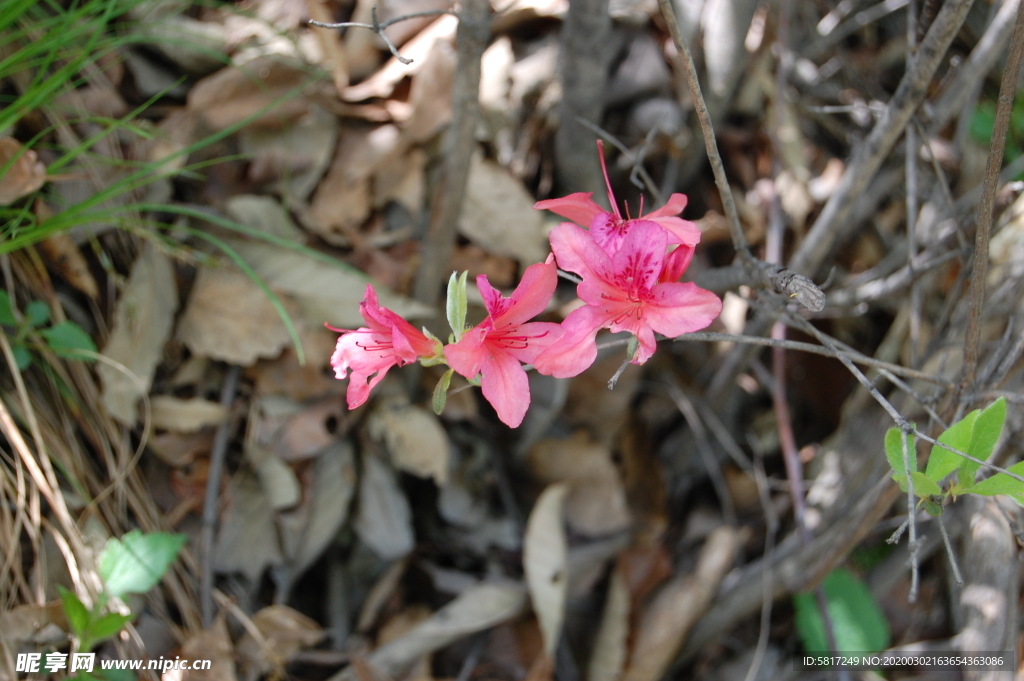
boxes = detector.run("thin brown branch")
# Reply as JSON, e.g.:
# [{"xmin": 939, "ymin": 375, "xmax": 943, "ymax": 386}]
[
  {"xmin": 308, "ymin": 7, "xmax": 456, "ymax": 64},
  {"xmin": 412, "ymin": 0, "xmax": 490, "ymax": 309},
  {"xmin": 790, "ymin": 0, "xmax": 977, "ymax": 278},
  {"xmin": 962, "ymin": 0, "xmax": 1024, "ymax": 392}
]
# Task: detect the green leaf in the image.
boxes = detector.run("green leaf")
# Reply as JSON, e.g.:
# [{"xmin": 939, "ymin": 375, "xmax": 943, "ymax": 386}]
[
  {"xmin": 959, "ymin": 397, "xmax": 1007, "ymax": 487},
  {"xmin": 0, "ymin": 291, "xmax": 15, "ymax": 325},
  {"xmin": 99, "ymin": 531, "xmax": 186, "ymax": 598},
  {"xmin": 446, "ymin": 271, "xmax": 468, "ymax": 342},
  {"xmin": 910, "ymin": 471, "xmax": 941, "ymax": 498},
  {"xmin": 85, "ymin": 612, "xmax": 132, "ymax": 642},
  {"xmin": 24, "ymin": 300, "xmax": 50, "ymax": 328},
  {"xmin": 12, "ymin": 344, "xmax": 31, "ymax": 370},
  {"xmin": 925, "ymin": 411, "xmax": 977, "ymax": 484},
  {"xmin": 793, "ymin": 568, "xmax": 890, "ymax": 654},
  {"xmin": 961, "ymin": 460, "xmax": 1024, "ymax": 507},
  {"xmin": 40, "ymin": 321, "xmax": 97, "ymax": 359},
  {"xmin": 884, "ymin": 427, "xmax": 916, "ymax": 491},
  {"xmin": 432, "ymin": 368, "xmax": 455, "ymax": 415},
  {"xmin": 969, "ymin": 101, "xmax": 996, "ymax": 144},
  {"xmin": 58, "ymin": 585, "xmax": 90, "ymax": 636}
]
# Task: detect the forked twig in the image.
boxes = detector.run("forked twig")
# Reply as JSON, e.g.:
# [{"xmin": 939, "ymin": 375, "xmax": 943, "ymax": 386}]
[{"xmin": 308, "ymin": 7, "xmax": 456, "ymax": 65}]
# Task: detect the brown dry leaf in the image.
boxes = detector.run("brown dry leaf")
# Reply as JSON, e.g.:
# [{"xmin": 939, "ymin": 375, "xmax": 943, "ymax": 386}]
[
  {"xmin": 587, "ymin": 566, "xmax": 630, "ymax": 681},
  {"xmin": 308, "ymin": 125, "xmax": 403, "ymax": 243},
  {"xmin": 237, "ymin": 604, "xmax": 324, "ymax": 679},
  {"xmin": 331, "ymin": 582, "xmax": 526, "ymax": 681},
  {"xmin": 224, "ymin": 238, "xmax": 432, "ymax": 328},
  {"xmin": 372, "ymin": 147, "xmax": 425, "ymax": 213},
  {"xmin": 449, "ymin": 244, "xmax": 517, "ymax": 288},
  {"xmin": 528, "ymin": 432, "xmax": 631, "ymax": 537},
  {"xmin": 187, "ymin": 56, "xmax": 313, "ymax": 130},
  {"xmin": 368, "ymin": 400, "xmax": 449, "ymax": 485},
  {"xmin": 146, "ymin": 108, "xmax": 198, "ymax": 177},
  {"xmin": 0, "ymin": 601, "xmax": 67, "ymax": 644},
  {"xmin": 214, "ymin": 468, "xmax": 284, "ymax": 582},
  {"xmin": 307, "ymin": 0, "xmax": 349, "ymax": 94},
  {"xmin": 622, "ymin": 527, "xmax": 739, "ymax": 681},
  {"xmin": 37, "ymin": 230, "xmax": 99, "ymax": 299},
  {"xmin": 277, "ymin": 440, "xmax": 357, "ymax": 577},
  {"xmin": 176, "ymin": 615, "xmax": 237, "ymax": 681},
  {"xmin": 149, "ymin": 430, "xmax": 213, "ymax": 467},
  {"xmin": 151, "ymin": 396, "xmax": 228, "ymax": 432},
  {"xmin": 460, "ymin": 155, "xmax": 548, "ymax": 265},
  {"xmin": 491, "ymin": 0, "xmax": 568, "ymax": 33},
  {"xmin": 356, "ymin": 559, "xmax": 409, "ymax": 633},
  {"xmin": 252, "ymin": 325, "xmax": 341, "ymax": 401},
  {"xmin": 354, "ymin": 451, "xmax": 415, "ymax": 560},
  {"xmin": 224, "ymin": 194, "xmax": 304, "ymax": 241},
  {"xmin": 341, "ymin": 14, "xmax": 459, "ymax": 102},
  {"xmin": 239, "ymin": 105, "xmax": 337, "ymax": 202},
  {"xmin": 400, "ymin": 38, "xmax": 456, "ymax": 144},
  {"xmin": 99, "ymin": 244, "xmax": 178, "ymax": 425},
  {"xmin": 0, "ymin": 137, "xmax": 47, "ymax": 205},
  {"xmin": 177, "ymin": 264, "xmax": 294, "ymax": 365},
  {"xmin": 274, "ymin": 395, "xmax": 348, "ymax": 462},
  {"xmin": 523, "ymin": 484, "xmax": 568, "ymax": 659}
]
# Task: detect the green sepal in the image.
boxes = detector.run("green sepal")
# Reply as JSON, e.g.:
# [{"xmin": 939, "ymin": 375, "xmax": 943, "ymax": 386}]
[
  {"xmin": 432, "ymin": 368, "xmax": 455, "ymax": 415},
  {"xmin": 626, "ymin": 335, "xmax": 639, "ymax": 361},
  {"xmin": 922, "ymin": 499, "xmax": 943, "ymax": 517},
  {"xmin": 446, "ymin": 271, "xmax": 469, "ymax": 342}
]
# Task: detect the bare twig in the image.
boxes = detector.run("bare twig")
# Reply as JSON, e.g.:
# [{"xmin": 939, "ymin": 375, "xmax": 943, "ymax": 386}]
[
  {"xmin": 961, "ymin": 0, "xmax": 1024, "ymax": 392},
  {"xmin": 790, "ymin": 0, "xmax": 977, "ymax": 278},
  {"xmin": 201, "ymin": 364, "xmax": 241, "ymax": 628},
  {"xmin": 412, "ymin": 0, "xmax": 490, "ymax": 309},
  {"xmin": 308, "ymin": 7, "xmax": 456, "ymax": 65}
]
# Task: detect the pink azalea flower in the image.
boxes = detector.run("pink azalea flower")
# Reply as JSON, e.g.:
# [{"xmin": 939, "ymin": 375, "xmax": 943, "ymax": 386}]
[
  {"xmin": 330, "ymin": 285, "xmax": 440, "ymax": 410},
  {"xmin": 445, "ymin": 256, "xmax": 563, "ymax": 428},
  {"xmin": 533, "ymin": 141, "xmax": 702, "ymax": 255},
  {"xmin": 533, "ymin": 221, "xmax": 722, "ymax": 378}
]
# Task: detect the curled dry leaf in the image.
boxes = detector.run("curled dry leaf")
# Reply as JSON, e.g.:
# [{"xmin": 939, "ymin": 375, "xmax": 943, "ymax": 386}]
[
  {"xmin": 331, "ymin": 582, "xmax": 527, "ymax": 681},
  {"xmin": 99, "ymin": 244, "xmax": 178, "ymax": 425},
  {"xmin": 176, "ymin": 615, "xmax": 238, "ymax": 681},
  {"xmin": 528, "ymin": 432, "xmax": 631, "ymax": 537},
  {"xmin": 37, "ymin": 231, "xmax": 99, "ymax": 300},
  {"xmin": 523, "ymin": 483, "xmax": 569, "ymax": 659},
  {"xmin": 252, "ymin": 326, "xmax": 341, "ymax": 401},
  {"xmin": 177, "ymin": 264, "xmax": 295, "ymax": 366},
  {"xmin": 354, "ymin": 451, "xmax": 415, "ymax": 561},
  {"xmin": 151, "ymin": 396, "xmax": 228, "ymax": 433},
  {"xmin": 187, "ymin": 56, "xmax": 313, "ymax": 131},
  {"xmin": 368, "ymin": 400, "xmax": 449, "ymax": 485},
  {"xmin": 214, "ymin": 468, "xmax": 284, "ymax": 582},
  {"xmin": 623, "ymin": 526, "xmax": 740, "ymax": 681},
  {"xmin": 0, "ymin": 601, "xmax": 67, "ymax": 645},
  {"xmin": 274, "ymin": 395, "xmax": 349, "ymax": 462},
  {"xmin": 148, "ymin": 430, "xmax": 213, "ymax": 467},
  {"xmin": 460, "ymin": 155, "xmax": 549, "ymax": 265},
  {"xmin": 237, "ymin": 604, "xmax": 324, "ymax": 679},
  {"xmin": 0, "ymin": 137, "xmax": 47, "ymax": 205},
  {"xmin": 341, "ymin": 14, "xmax": 459, "ymax": 102},
  {"xmin": 588, "ymin": 565, "xmax": 630, "ymax": 681},
  {"xmin": 239, "ymin": 106, "xmax": 337, "ymax": 202},
  {"xmin": 400, "ymin": 38, "xmax": 457, "ymax": 144}
]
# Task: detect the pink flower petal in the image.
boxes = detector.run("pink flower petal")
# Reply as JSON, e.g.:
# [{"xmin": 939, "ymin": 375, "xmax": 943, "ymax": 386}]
[
  {"xmin": 532, "ymin": 305, "xmax": 608, "ymax": 378},
  {"xmin": 632, "ymin": 326, "xmax": 658, "ymax": 365},
  {"xmin": 611, "ymin": 221, "xmax": 666, "ymax": 292},
  {"xmin": 480, "ymin": 350, "xmax": 532, "ymax": 427},
  {"xmin": 345, "ymin": 365, "xmax": 390, "ymax": 410},
  {"xmin": 644, "ymin": 193, "xmax": 688, "ymax": 218},
  {"xmin": 590, "ymin": 212, "xmax": 629, "ymax": 254},
  {"xmin": 659, "ymin": 245, "xmax": 695, "ymax": 283},
  {"xmin": 648, "ymin": 216, "xmax": 702, "ymax": 246},
  {"xmin": 644, "ymin": 282, "xmax": 723, "ymax": 338},
  {"xmin": 501, "ymin": 321, "xmax": 564, "ymax": 364},
  {"xmin": 444, "ymin": 325, "xmax": 489, "ymax": 380},
  {"xmin": 549, "ymin": 222, "xmax": 610, "ymax": 282},
  {"xmin": 534, "ymin": 192, "xmax": 605, "ymax": 227},
  {"xmin": 490, "ymin": 255, "xmax": 558, "ymax": 328}
]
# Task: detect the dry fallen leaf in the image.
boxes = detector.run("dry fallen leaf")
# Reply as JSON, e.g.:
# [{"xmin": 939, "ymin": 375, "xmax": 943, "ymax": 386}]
[
  {"xmin": 177, "ymin": 263, "xmax": 294, "ymax": 366},
  {"xmin": 237, "ymin": 604, "xmax": 324, "ymax": 680},
  {"xmin": 224, "ymin": 194, "xmax": 305, "ymax": 241},
  {"xmin": 151, "ymin": 396, "xmax": 228, "ymax": 433},
  {"xmin": 214, "ymin": 468, "xmax": 284, "ymax": 582},
  {"xmin": 148, "ymin": 430, "xmax": 213, "ymax": 467},
  {"xmin": 0, "ymin": 601, "xmax": 67, "ymax": 644},
  {"xmin": 587, "ymin": 565, "xmax": 630, "ymax": 681},
  {"xmin": 225, "ymin": 238, "xmax": 432, "ymax": 328},
  {"xmin": 354, "ymin": 451, "xmax": 415, "ymax": 561},
  {"xmin": 37, "ymin": 228, "xmax": 99, "ymax": 300},
  {"xmin": 400, "ymin": 37, "xmax": 456, "ymax": 144},
  {"xmin": 460, "ymin": 155, "xmax": 549, "ymax": 265},
  {"xmin": 368, "ymin": 400, "xmax": 449, "ymax": 485},
  {"xmin": 252, "ymin": 325, "xmax": 341, "ymax": 401},
  {"xmin": 239, "ymin": 105, "xmax": 337, "ymax": 202},
  {"xmin": 523, "ymin": 484, "xmax": 568, "ymax": 659},
  {"xmin": 0, "ymin": 137, "xmax": 47, "ymax": 205},
  {"xmin": 330, "ymin": 582, "xmax": 526, "ymax": 681},
  {"xmin": 274, "ymin": 395, "xmax": 349, "ymax": 462},
  {"xmin": 100, "ymin": 244, "xmax": 179, "ymax": 425},
  {"xmin": 170, "ymin": 615, "xmax": 237, "ymax": 681},
  {"xmin": 187, "ymin": 56, "xmax": 313, "ymax": 130},
  {"xmin": 341, "ymin": 14, "xmax": 459, "ymax": 102}
]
